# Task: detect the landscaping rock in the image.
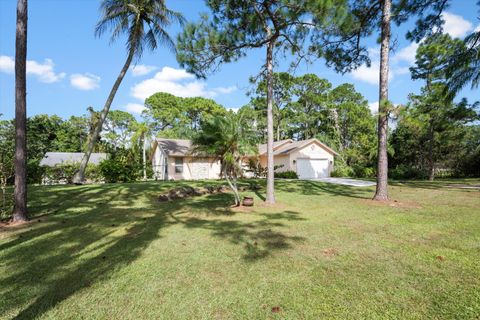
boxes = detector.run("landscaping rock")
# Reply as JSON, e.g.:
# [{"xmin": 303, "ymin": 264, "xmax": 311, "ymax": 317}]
[{"xmin": 158, "ymin": 185, "xmax": 228, "ymax": 202}]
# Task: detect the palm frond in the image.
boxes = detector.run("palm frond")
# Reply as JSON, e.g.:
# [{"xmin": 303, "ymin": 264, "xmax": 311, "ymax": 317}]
[{"xmin": 96, "ymin": 0, "xmax": 184, "ymax": 57}]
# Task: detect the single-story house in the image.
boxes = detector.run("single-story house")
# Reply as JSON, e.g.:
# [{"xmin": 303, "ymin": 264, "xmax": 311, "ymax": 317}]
[
  {"xmin": 39, "ymin": 152, "xmax": 108, "ymax": 167},
  {"xmin": 39, "ymin": 152, "xmax": 108, "ymax": 185},
  {"xmin": 150, "ymin": 138, "xmax": 337, "ymax": 180}
]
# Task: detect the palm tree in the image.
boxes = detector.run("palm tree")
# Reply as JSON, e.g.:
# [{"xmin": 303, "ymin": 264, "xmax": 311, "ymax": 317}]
[
  {"xmin": 447, "ymin": 30, "xmax": 480, "ymax": 95},
  {"xmin": 73, "ymin": 0, "xmax": 184, "ymax": 183},
  {"xmin": 192, "ymin": 113, "xmax": 257, "ymax": 206},
  {"xmin": 373, "ymin": 0, "xmax": 392, "ymax": 201},
  {"xmin": 13, "ymin": 0, "xmax": 28, "ymax": 222},
  {"xmin": 130, "ymin": 120, "xmax": 152, "ymax": 180}
]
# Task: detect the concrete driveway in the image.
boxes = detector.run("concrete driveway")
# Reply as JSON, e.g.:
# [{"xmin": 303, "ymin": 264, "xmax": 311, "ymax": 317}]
[{"xmin": 312, "ymin": 177, "xmax": 376, "ymax": 187}]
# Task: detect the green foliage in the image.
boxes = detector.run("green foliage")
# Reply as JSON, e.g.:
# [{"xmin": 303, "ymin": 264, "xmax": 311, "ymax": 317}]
[
  {"xmin": 274, "ymin": 171, "xmax": 298, "ymax": 179},
  {"xmin": 27, "ymin": 159, "xmax": 45, "ymax": 184},
  {"xmin": 42, "ymin": 163, "xmax": 102, "ymax": 184},
  {"xmin": 331, "ymin": 164, "xmax": 354, "ymax": 178},
  {"xmin": 192, "ymin": 112, "xmax": 258, "ymax": 204},
  {"xmin": 43, "ymin": 163, "xmax": 80, "ymax": 184},
  {"xmin": 95, "ymin": 0, "xmax": 184, "ymax": 59},
  {"xmin": 246, "ymin": 158, "xmax": 267, "ymax": 178},
  {"xmin": 99, "ymin": 150, "xmax": 140, "ymax": 183},
  {"xmin": 390, "ymin": 165, "xmax": 427, "ymax": 180},
  {"xmin": 144, "ymin": 92, "xmax": 227, "ymax": 139},
  {"xmin": 103, "ymin": 110, "xmax": 137, "ymax": 150}
]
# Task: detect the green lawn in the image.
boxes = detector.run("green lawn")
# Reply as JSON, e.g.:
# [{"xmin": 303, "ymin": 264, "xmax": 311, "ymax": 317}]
[{"xmin": 1, "ymin": 179, "xmax": 479, "ymax": 319}]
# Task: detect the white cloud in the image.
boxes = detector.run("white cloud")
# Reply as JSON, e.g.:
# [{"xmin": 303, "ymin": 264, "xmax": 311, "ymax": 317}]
[
  {"xmin": 350, "ymin": 61, "xmax": 382, "ymax": 85},
  {"xmin": 0, "ymin": 55, "xmax": 66, "ymax": 83},
  {"xmin": 392, "ymin": 42, "xmax": 419, "ymax": 65},
  {"xmin": 368, "ymin": 101, "xmax": 379, "ymax": 114},
  {"xmin": 131, "ymin": 66, "xmax": 236, "ymax": 101},
  {"xmin": 70, "ymin": 73, "xmax": 100, "ymax": 90},
  {"xmin": 131, "ymin": 64, "xmax": 157, "ymax": 76},
  {"xmin": 124, "ymin": 103, "xmax": 146, "ymax": 114},
  {"xmin": 0, "ymin": 56, "xmax": 14, "ymax": 73},
  {"xmin": 212, "ymin": 86, "xmax": 237, "ymax": 94},
  {"xmin": 442, "ymin": 12, "xmax": 473, "ymax": 38}
]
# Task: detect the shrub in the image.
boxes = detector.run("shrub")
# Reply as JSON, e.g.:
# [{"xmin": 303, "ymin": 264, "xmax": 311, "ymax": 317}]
[
  {"xmin": 43, "ymin": 162, "xmax": 79, "ymax": 184},
  {"xmin": 42, "ymin": 163, "xmax": 103, "ymax": 184},
  {"xmin": 27, "ymin": 159, "xmax": 45, "ymax": 184},
  {"xmin": 331, "ymin": 165, "xmax": 354, "ymax": 177},
  {"xmin": 352, "ymin": 165, "xmax": 375, "ymax": 178},
  {"xmin": 99, "ymin": 158, "xmax": 139, "ymax": 183},
  {"xmin": 274, "ymin": 170, "xmax": 298, "ymax": 179},
  {"xmin": 389, "ymin": 165, "xmax": 427, "ymax": 180}
]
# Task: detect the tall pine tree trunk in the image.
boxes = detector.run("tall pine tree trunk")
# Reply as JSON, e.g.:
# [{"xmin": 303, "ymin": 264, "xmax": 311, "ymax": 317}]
[
  {"xmin": 73, "ymin": 50, "xmax": 134, "ymax": 184},
  {"xmin": 373, "ymin": 0, "xmax": 391, "ymax": 201},
  {"xmin": 13, "ymin": 0, "xmax": 28, "ymax": 222},
  {"xmin": 266, "ymin": 38, "xmax": 275, "ymax": 204}
]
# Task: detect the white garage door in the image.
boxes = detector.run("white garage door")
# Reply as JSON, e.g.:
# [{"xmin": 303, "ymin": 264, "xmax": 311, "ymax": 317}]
[
  {"xmin": 296, "ymin": 159, "xmax": 329, "ymax": 179},
  {"xmin": 191, "ymin": 159, "xmax": 209, "ymax": 180}
]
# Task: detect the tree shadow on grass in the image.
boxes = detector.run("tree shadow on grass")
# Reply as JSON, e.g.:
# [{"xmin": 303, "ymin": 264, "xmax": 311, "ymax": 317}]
[{"xmin": 0, "ymin": 181, "xmax": 305, "ymax": 319}]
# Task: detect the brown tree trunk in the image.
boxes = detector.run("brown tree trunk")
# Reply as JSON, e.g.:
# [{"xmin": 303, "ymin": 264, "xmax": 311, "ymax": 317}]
[
  {"xmin": 265, "ymin": 38, "xmax": 275, "ymax": 204},
  {"xmin": 373, "ymin": 0, "xmax": 391, "ymax": 201},
  {"xmin": 73, "ymin": 50, "xmax": 134, "ymax": 184},
  {"xmin": 13, "ymin": 0, "xmax": 28, "ymax": 222}
]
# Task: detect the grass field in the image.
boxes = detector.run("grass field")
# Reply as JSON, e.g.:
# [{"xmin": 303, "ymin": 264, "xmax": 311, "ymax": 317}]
[{"xmin": 0, "ymin": 179, "xmax": 479, "ymax": 319}]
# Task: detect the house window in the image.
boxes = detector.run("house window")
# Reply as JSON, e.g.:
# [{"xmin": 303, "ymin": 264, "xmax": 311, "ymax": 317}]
[{"xmin": 175, "ymin": 157, "xmax": 183, "ymax": 173}]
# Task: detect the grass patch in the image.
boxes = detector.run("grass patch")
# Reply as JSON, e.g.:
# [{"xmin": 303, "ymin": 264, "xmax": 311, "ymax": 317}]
[{"xmin": 1, "ymin": 179, "xmax": 479, "ymax": 319}]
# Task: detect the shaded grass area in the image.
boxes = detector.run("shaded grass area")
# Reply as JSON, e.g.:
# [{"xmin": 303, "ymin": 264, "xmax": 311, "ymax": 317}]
[{"xmin": 0, "ymin": 179, "xmax": 479, "ymax": 319}]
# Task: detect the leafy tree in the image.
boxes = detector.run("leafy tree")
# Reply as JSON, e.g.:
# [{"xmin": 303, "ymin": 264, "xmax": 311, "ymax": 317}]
[
  {"xmin": 398, "ymin": 85, "xmax": 478, "ymax": 179},
  {"xmin": 54, "ymin": 115, "xmax": 90, "ymax": 152},
  {"xmin": 176, "ymin": 0, "xmax": 360, "ymax": 204},
  {"xmin": 26, "ymin": 114, "xmax": 63, "ymax": 161},
  {"xmin": 332, "ymin": 0, "xmax": 449, "ymax": 200},
  {"xmin": 249, "ymin": 72, "xmax": 296, "ymax": 141},
  {"xmin": 13, "ymin": 0, "xmax": 28, "ymax": 221},
  {"xmin": 192, "ymin": 113, "xmax": 257, "ymax": 206},
  {"xmin": 103, "ymin": 110, "xmax": 136, "ymax": 150},
  {"xmin": 290, "ymin": 74, "xmax": 331, "ymax": 140},
  {"xmin": 143, "ymin": 92, "xmax": 226, "ymax": 138},
  {"xmin": 0, "ymin": 120, "xmax": 15, "ymax": 217},
  {"xmin": 73, "ymin": 0, "xmax": 184, "ymax": 183},
  {"xmin": 410, "ymin": 34, "xmax": 467, "ymax": 179}
]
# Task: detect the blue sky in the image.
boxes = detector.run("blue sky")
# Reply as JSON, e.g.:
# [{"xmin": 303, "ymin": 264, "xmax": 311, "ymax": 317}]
[{"xmin": 1, "ymin": 0, "xmax": 479, "ymax": 120}]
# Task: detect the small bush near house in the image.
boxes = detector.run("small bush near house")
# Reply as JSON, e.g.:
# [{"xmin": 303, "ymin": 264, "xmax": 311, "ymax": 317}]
[
  {"xmin": 43, "ymin": 163, "xmax": 79, "ymax": 184},
  {"xmin": 274, "ymin": 170, "xmax": 298, "ymax": 179},
  {"xmin": 27, "ymin": 159, "xmax": 45, "ymax": 184},
  {"xmin": 43, "ymin": 163, "xmax": 103, "ymax": 184},
  {"xmin": 352, "ymin": 165, "xmax": 375, "ymax": 178},
  {"xmin": 331, "ymin": 165, "xmax": 354, "ymax": 177},
  {"xmin": 99, "ymin": 158, "xmax": 139, "ymax": 183}
]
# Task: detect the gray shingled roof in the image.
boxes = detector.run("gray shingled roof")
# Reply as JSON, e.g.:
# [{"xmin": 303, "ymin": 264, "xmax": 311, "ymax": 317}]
[
  {"xmin": 155, "ymin": 137, "xmax": 338, "ymax": 157},
  {"xmin": 258, "ymin": 138, "xmax": 338, "ymax": 156},
  {"xmin": 156, "ymin": 138, "xmax": 193, "ymax": 156},
  {"xmin": 257, "ymin": 139, "xmax": 292, "ymax": 155},
  {"xmin": 39, "ymin": 152, "xmax": 108, "ymax": 167}
]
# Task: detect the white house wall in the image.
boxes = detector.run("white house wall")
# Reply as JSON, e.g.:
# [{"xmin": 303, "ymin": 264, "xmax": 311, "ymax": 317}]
[
  {"xmin": 290, "ymin": 142, "xmax": 334, "ymax": 175},
  {"xmin": 166, "ymin": 156, "xmax": 222, "ymax": 180}
]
